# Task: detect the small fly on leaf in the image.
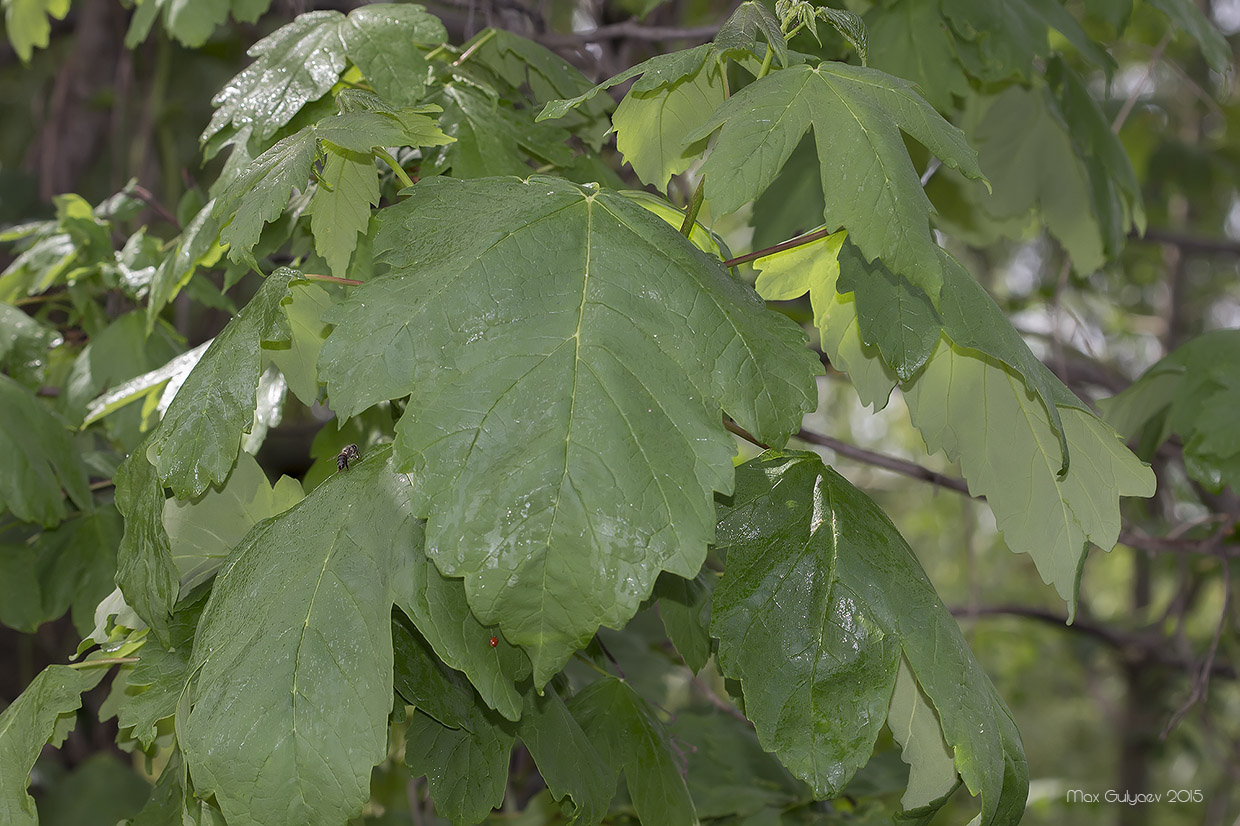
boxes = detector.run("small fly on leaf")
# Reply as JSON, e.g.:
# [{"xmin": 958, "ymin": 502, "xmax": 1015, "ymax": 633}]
[{"xmin": 336, "ymin": 443, "xmax": 361, "ymax": 471}]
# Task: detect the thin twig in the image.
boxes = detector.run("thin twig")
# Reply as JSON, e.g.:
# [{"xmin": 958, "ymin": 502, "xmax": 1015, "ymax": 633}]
[
  {"xmin": 1162, "ymin": 556, "xmax": 1233, "ymax": 738},
  {"xmin": 130, "ymin": 183, "xmax": 181, "ymax": 229},
  {"xmin": 794, "ymin": 428, "xmax": 974, "ymax": 496},
  {"xmin": 538, "ymin": 21, "xmax": 719, "ymax": 46},
  {"xmin": 723, "ymin": 225, "xmax": 838, "ymax": 269},
  {"xmin": 302, "ymin": 272, "xmax": 364, "ymax": 286},
  {"xmin": 1112, "ymin": 32, "xmax": 1172, "ymax": 133}
]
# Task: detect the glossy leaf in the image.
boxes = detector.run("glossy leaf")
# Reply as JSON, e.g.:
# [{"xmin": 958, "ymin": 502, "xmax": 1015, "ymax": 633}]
[
  {"xmin": 0, "ymin": 304, "xmax": 59, "ymax": 388},
  {"xmin": 570, "ymin": 676, "xmax": 696, "ymax": 826},
  {"xmin": 339, "ymin": 4, "xmax": 446, "ymax": 106},
  {"xmin": 320, "ymin": 176, "xmax": 820, "ymax": 683},
  {"xmin": 714, "ymin": 452, "xmax": 1028, "ymax": 824},
  {"xmin": 114, "ymin": 435, "xmax": 180, "ymax": 643},
  {"xmin": 145, "ymin": 269, "xmax": 296, "ymax": 499},
  {"xmin": 180, "ymin": 446, "xmax": 415, "ymax": 826},
  {"xmin": 145, "ymin": 200, "xmax": 225, "ymax": 332},
  {"xmin": 83, "ymin": 342, "xmax": 209, "ymax": 430},
  {"xmin": 427, "ymin": 81, "xmax": 572, "ymax": 178},
  {"xmin": 690, "ymin": 62, "xmax": 986, "ymax": 296},
  {"xmin": 0, "ymin": 664, "xmax": 105, "ymax": 826},
  {"xmin": 0, "ymin": 374, "xmax": 91, "ymax": 527}
]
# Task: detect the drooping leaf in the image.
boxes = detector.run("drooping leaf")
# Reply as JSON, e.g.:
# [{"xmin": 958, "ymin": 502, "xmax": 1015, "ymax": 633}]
[
  {"xmin": 689, "ymin": 62, "xmax": 986, "ymax": 296},
  {"xmin": 1146, "ymin": 0, "xmax": 1231, "ymax": 73},
  {"xmin": 888, "ymin": 657, "xmax": 961, "ymax": 816},
  {"xmin": 0, "ymin": 664, "xmax": 105, "ymax": 826},
  {"xmin": 319, "ymin": 176, "xmax": 820, "ymax": 684},
  {"xmin": 537, "ymin": 45, "xmax": 714, "ymax": 121},
  {"xmin": 715, "ymin": 0, "xmax": 788, "ymax": 65},
  {"xmin": 82, "ymin": 342, "xmax": 209, "ymax": 430},
  {"xmin": 713, "ymin": 452, "xmax": 1028, "ymax": 825},
  {"xmin": 2, "ymin": 0, "xmax": 69, "ymax": 62},
  {"xmin": 146, "ymin": 200, "xmax": 225, "ymax": 333},
  {"xmin": 144, "ymin": 269, "xmax": 297, "ymax": 499},
  {"xmin": 0, "ymin": 375, "xmax": 91, "ymax": 527},
  {"xmin": 517, "ymin": 688, "xmax": 616, "ymax": 826},
  {"xmin": 114, "ymin": 435, "xmax": 179, "ymax": 643},
  {"xmin": 309, "ymin": 147, "xmax": 379, "ymax": 280},
  {"xmin": 611, "ymin": 58, "xmax": 725, "ymax": 190},
  {"xmin": 115, "ymin": 596, "xmax": 206, "ymax": 750},
  {"xmin": 668, "ymin": 710, "xmax": 809, "ymax": 819},
  {"xmin": 201, "ymin": 11, "xmax": 349, "ymax": 145},
  {"xmin": 569, "ymin": 676, "xmax": 696, "ymax": 826},
  {"xmin": 180, "ymin": 446, "xmax": 415, "ymax": 826},
  {"xmin": 1099, "ymin": 330, "xmax": 1240, "ymax": 495},
  {"xmin": 817, "ymin": 6, "xmax": 869, "ymax": 64},
  {"xmin": 163, "ymin": 451, "xmax": 302, "ymax": 594},
  {"xmin": 405, "ymin": 707, "xmax": 514, "ymax": 826},
  {"xmin": 339, "ymin": 4, "xmax": 446, "ymax": 106},
  {"xmin": 124, "ymin": 0, "xmax": 272, "ymax": 49},
  {"xmin": 0, "ymin": 304, "xmax": 59, "ymax": 388},
  {"xmin": 865, "ymin": 0, "xmax": 969, "ymax": 112},
  {"xmin": 397, "ymin": 529, "xmax": 531, "ymax": 721},
  {"xmin": 654, "ymin": 570, "xmax": 714, "ymax": 672}
]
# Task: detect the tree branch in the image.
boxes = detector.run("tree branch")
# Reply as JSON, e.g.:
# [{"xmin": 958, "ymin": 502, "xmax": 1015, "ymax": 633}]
[{"xmin": 537, "ymin": 21, "xmax": 721, "ymax": 47}]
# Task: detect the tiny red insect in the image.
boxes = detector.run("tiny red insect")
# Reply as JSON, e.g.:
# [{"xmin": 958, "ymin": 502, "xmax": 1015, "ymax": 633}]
[{"xmin": 489, "ymin": 636, "xmax": 499, "ymax": 648}]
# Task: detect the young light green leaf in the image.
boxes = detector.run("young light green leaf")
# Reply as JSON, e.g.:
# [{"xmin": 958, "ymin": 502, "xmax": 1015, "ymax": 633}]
[
  {"xmin": 889, "ymin": 658, "xmax": 961, "ymax": 815},
  {"xmin": 0, "ymin": 664, "xmax": 105, "ymax": 826},
  {"xmin": 716, "ymin": 0, "xmax": 787, "ymax": 65},
  {"xmin": 145, "ymin": 269, "xmax": 297, "ymax": 499},
  {"xmin": 612, "ymin": 59, "xmax": 725, "ymax": 190},
  {"xmin": 3, "ymin": 0, "xmax": 68, "ymax": 62},
  {"xmin": 201, "ymin": 11, "xmax": 349, "ymax": 144},
  {"xmin": 309, "ymin": 147, "xmax": 378, "ymax": 280},
  {"xmin": 405, "ymin": 707, "xmax": 515, "ymax": 826},
  {"xmin": 319, "ymin": 176, "xmax": 820, "ymax": 684},
  {"xmin": 263, "ymin": 280, "xmax": 333, "ymax": 405},
  {"xmin": 691, "ymin": 62, "xmax": 985, "ymax": 297},
  {"xmin": 82, "ymin": 342, "xmax": 209, "ymax": 430},
  {"xmin": 517, "ymin": 688, "xmax": 616, "ymax": 826},
  {"xmin": 180, "ymin": 446, "xmax": 415, "ymax": 826},
  {"xmin": 714, "ymin": 452, "xmax": 1028, "ymax": 825},
  {"xmin": 340, "ymin": 4, "xmax": 446, "ymax": 106},
  {"xmin": 817, "ymin": 6, "xmax": 868, "ymax": 64},
  {"xmin": 0, "ymin": 375, "xmax": 91, "ymax": 527},
  {"xmin": 114, "ymin": 435, "xmax": 179, "ymax": 644},
  {"xmin": 163, "ymin": 451, "xmax": 302, "ymax": 594},
  {"xmin": 569, "ymin": 676, "xmax": 696, "ymax": 826}
]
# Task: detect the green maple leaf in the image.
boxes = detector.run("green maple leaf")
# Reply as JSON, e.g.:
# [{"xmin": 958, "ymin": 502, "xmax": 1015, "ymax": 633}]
[
  {"xmin": 405, "ymin": 707, "xmax": 515, "ymax": 825},
  {"xmin": 611, "ymin": 58, "xmax": 725, "ymax": 190},
  {"xmin": 754, "ymin": 234, "xmax": 1154, "ymax": 611},
  {"xmin": 144, "ymin": 269, "xmax": 298, "ymax": 499},
  {"xmin": 114, "ymin": 433, "xmax": 180, "ymax": 643},
  {"xmin": 689, "ymin": 61, "xmax": 986, "ymax": 297},
  {"xmin": 265, "ymin": 280, "xmax": 334, "ymax": 405},
  {"xmin": 340, "ymin": 4, "xmax": 446, "ymax": 106},
  {"xmin": 180, "ymin": 446, "xmax": 415, "ymax": 826},
  {"xmin": 713, "ymin": 452, "xmax": 1027, "ymax": 825},
  {"xmin": 0, "ymin": 375, "xmax": 91, "ymax": 527},
  {"xmin": 427, "ymin": 80, "xmax": 572, "ymax": 178},
  {"xmin": 309, "ymin": 147, "xmax": 379, "ymax": 279},
  {"xmin": 942, "ymin": 0, "xmax": 1113, "ymax": 80},
  {"xmin": 0, "ymin": 665, "xmax": 106, "ymax": 826},
  {"xmin": 866, "ymin": 0, "xmax": 969, "ymax": 111},
  {"xmin": 319, "ymin": 176, "xmax": 819, "ymax": 684},
  {"xmin": 3, "ymin": 0, "xmax": 69, "ymax": 62},
  {"xmin": 516, "ymin": 688, "xmax": 615, "ymax": 826},
  {"xmin": 215, "ymin": 112, "xmax": 449, "ymax": 266},
  {"xmin": 570, "ymin": 676, "xmax": 696, "ymax": 826}
]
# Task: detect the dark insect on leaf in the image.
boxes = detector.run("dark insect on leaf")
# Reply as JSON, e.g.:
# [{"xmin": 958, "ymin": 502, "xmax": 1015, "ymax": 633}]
[{"xmin": 336, "ymin": 443, "xmax": 361, "ymax": 471}]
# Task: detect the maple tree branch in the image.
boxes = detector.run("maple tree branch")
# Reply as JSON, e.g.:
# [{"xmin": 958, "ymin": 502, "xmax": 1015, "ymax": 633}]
[
  {"xmin": 538, "ymin": 21, "xmax": 720, "ymax": 47},
  {"xmin": 793, "ymin": 428, "xmax": 973, "ymax": 496},
  {"xmin": 1134, "ymin": 227, "xmax": 1240, "ymax": 257},
  {"xmin": 723, "ymin": 225, "xmax": 837, "ymax": 268}
]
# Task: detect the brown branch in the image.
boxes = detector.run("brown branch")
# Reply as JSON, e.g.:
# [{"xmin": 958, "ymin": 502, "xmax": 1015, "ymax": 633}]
[
  {"xmin": 723, "ymin": 225, "xmax": 838, "ymax": 269},
  {"xmin": 794, "ymin": 428, "xmax": 974, "ymax": 496},
  {"xmin": 1134, "ymin": 227, "xmax": 1240, "ymax": 257},
  {"xmin": 130, "ymin": 183, "xmax": 181, "ymax": 230},
  {"xmin": 538, "ymin": 21, "xmax": 720, "ymax": 47}
]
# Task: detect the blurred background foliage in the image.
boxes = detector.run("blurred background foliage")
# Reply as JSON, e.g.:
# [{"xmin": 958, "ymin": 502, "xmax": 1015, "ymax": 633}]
[{"xmin": 2, "ymin": 0, "xmax": 1240, "ymax": 824}]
